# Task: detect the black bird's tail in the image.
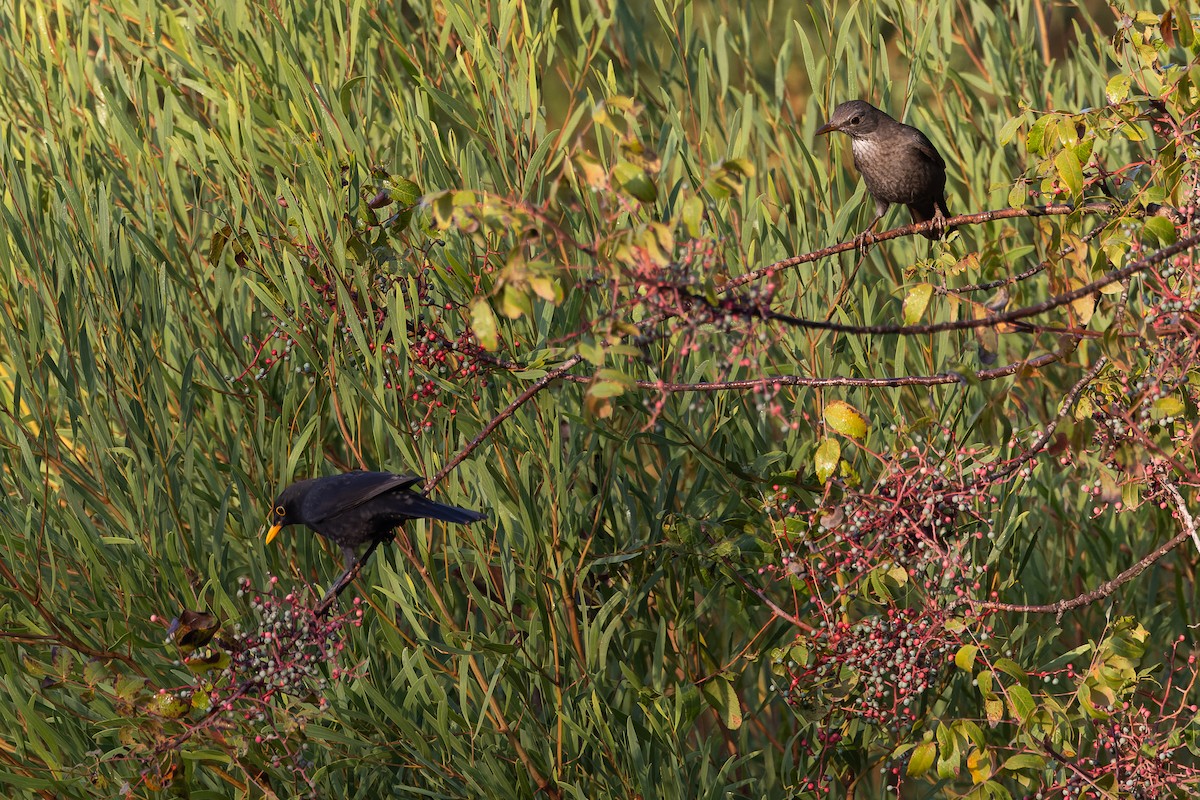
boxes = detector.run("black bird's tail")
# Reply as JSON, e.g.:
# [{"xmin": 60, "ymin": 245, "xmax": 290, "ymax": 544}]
[{"xmin": 395, "ymin": 493, "xmax": 487, "ymax": 524}]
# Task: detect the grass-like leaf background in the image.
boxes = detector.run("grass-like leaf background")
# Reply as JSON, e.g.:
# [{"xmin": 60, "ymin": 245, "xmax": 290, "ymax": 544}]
[{"xmin": 1, "ymin": 0, "xmax": 1197, "ymax": 797}]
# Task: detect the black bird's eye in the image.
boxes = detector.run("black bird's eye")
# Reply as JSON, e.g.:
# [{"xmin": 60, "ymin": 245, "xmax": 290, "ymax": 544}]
[
  {"xmin": 274, "ymin": 505, "xmax": 286, "ymax": 517},
  {"xmin": 849, "ymin": 116, "xmax": 861, "ymax": 125}
]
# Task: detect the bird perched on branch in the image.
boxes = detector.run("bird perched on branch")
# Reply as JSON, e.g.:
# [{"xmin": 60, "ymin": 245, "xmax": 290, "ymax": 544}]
[
  {"xmin": 816, "ymin": 100, "xmax": 952, "ymax": 243},
  {"xmin": 266, "ymin": 471, "xmax": 486, "ymax": 568}
]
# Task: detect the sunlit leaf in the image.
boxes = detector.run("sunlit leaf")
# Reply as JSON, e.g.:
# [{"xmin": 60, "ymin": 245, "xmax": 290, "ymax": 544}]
[
  {"xmin": 824, "ymin": 400, "xmax": 868, "ymax": 439},
  {"xmin": 814, "ymin": 437, "xmax": 840, "ymax": 484}
]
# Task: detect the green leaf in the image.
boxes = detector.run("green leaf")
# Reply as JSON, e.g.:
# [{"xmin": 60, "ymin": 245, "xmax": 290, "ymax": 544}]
[
  {"xmin": 955, "ymin": 644, "xmax": 979, "ymax": 673},
  {"xmin": 82, "ymin": 659, "xmax": 106, "ymax": 686},
  {"xmin": 1151, "ymin": 395, "xmax": 1185, "ymax": 420},
  {"xmin": 1054, "ymin": 148, "xmax": 1083, "ymax": 198},
  {"xmin": 997, "ymin": 115, "xmax": 1024, "ymax": 146},
  {"xmin": 1007, "ymin": 685, "xmax": 1036, "ymax": 723},
  {"xmin": 681, "ymin": 195, "xmax": 704, "ymax": 237},
  {"xmin": 499, "ymin": 284, "xmax": 532, "ymax": 319},
  {"xmin": 386, "ymin": 176, "xmax": 422, "ymax": 207},
  {"xmin": 1003, "ymin": 753, "xmax": 1047, "ymax": 772},
  {"xmin": 1142, "ymin": 216, "xmax": 1177, "ymax": 246},
  {"xmin": 902, "ymin": 283, "xmax": 934, "ymax": 325},
  {"xmin": 814, "ymin": 437, "xmax": 840, "ymax": 484},
  {"xmin": 613, "ymin": 161, "xmax": 657, "ymax": 202},
  {"xmin": 338, "ymin": 75, "xmax": 368, "ymax": 116},
  {"xmin": 907, "ymin": 741, "xmax": 936, "ymax": 776},
  {"xmin": 994, "ymin": 658, "xmax": 1027, "ymax": 683},
  {"xmin": 528, "ymin": 275, "xmax": 561, "ymax": 303},
  {"xmin": 700, "ymin": 677, "xmax": 743, "ymax": 730},
  {"xmin": 1105, "ymin": 74, "xmax": 1131, "ymax": 104},
  {"xmin": 146, "ymin": 692, "xmax": 190, "ymax": 719},
  {"xmin": 208, "ymin": 224, "xmax": 232, "ymax": 264},
  {"xmin": 1026, "ymin": 116, "xmax": 1049, "ymax": 156},
  {"xmin": 1176, "ymin": 1, "xmax": 1195, "ymax": 46},
  {"xmin": 589, "ymin": 379, "xmax": 628, "ymax": 399}
]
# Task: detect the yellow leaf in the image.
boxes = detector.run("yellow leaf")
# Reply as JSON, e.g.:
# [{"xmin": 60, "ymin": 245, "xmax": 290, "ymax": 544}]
[
  {"xmin": 1068, "ymin": 286, "xmax": 1095, "ymax": 327},
  {"xmin": 470, "ymin": 298, "xmax": 499, "ymax": 351},
  {"xmin": 985, "ymin": 696, "xmax": 1004, "ymax": 727},
  {"xmin": 824, "ymin": 401, "xmax": 868, "ymax": 439}
]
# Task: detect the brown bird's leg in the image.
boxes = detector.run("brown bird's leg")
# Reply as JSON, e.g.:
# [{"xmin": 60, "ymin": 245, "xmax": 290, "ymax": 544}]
[
  {"xmin": 930, "ymin": 202, "xmax": 949, "ymax": 238},
  {"xmin": 853, "ymin": 200, "xmax": 888, "ymax": 253}
]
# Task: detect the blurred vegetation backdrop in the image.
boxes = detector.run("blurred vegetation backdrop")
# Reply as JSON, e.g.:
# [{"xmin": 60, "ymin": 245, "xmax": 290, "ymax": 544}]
[{"xmin": 1, "ymin": 0, "xmax": 1199, "ymax": 797}]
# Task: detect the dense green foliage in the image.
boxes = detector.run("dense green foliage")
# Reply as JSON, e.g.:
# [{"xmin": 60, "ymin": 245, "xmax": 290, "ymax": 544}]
[{"xmin": 1, "ymin": 0, "xmax": 1199, "ymax": 797}]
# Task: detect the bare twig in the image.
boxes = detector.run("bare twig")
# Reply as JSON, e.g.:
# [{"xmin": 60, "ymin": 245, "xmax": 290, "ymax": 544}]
[
  {"xmin": 1159, "ymin": 478, "xmax": 1200, "ymax": 556},
  {"xmin": 718, "ymin": 202, "xmax": 1152, "ymax": 296},
  {"xmin": 990, "ymin": 356, "xmax": 1108, "ymax": 481},
  {"xmin": 713, "ymin": 231, "xmax": 1200, "ymax": 337},
  {"xmin": 976, "ymin": 528, "xmax": 1190, "ymax": 621},
  {"xmin": 723, "ymin": 559, "xmax": 812, "ymax": 631},
  {"xmin": 425, "ymin": 355, "xmax": 584, "ymax": 492},
  {"xmin": 554, "ymin": 347, "xmax": 1069, "ymax": 391},
  {"xmin": 975, "ymin": 474, "xmax": 1192, "ymax": 625},
  {"xmin": 946, "ymin": 221, "xmax": 1108, "ymax": 295},
  {"xmin": 313, "ymin": 538, "xmax": 386, "ymax": 618}
]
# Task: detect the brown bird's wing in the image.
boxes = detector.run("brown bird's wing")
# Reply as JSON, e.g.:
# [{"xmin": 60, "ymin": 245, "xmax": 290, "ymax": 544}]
[
  {"xmin": 301, "ymin": 471, "xmax": 424, "ymax": 524},
  {"xmin": 902, "ymin": 124, "xmax": 950, "ymax": 239},
  {"xmin": 904, "ymin": 125, "xmax": 946, "ymax": 171}
]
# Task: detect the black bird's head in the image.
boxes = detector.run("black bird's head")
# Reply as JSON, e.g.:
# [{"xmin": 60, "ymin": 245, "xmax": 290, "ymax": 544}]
[
  {"xmin": 266, "ymin": 481, "xmax": 310, "ymax": 545},
  {"xmin": 815, "ymin": 100, "xmax": 886, "ymax": 140}
]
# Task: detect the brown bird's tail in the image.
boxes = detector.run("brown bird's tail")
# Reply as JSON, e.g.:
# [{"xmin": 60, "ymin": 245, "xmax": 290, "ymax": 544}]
[{"xmin": 908, "ymin": 196, "xmax": 954, "ymax": 240}]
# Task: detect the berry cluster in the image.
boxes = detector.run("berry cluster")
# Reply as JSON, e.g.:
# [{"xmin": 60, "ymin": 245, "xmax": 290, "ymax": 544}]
[
  {"xmin": 1020, "ymin": 638, "xmax": 1200, "ymax": 799},
  {"xmin": 231, "ymin": 253, "xmax": 490, "ymax": 436},
  {"xmin": 772, "ymin": 606, "xmax": 964, "ymax": 730},
  {"xmin": 146, "ymin": 579, "xmax": 365, "ymax": 794},
  {"xmin": 225, "ymin": 576, "xmax": 363, "ymax": 702},
  {"xmin": 766, "ymin": 426, "xmax": 994, "ymax": 611}
]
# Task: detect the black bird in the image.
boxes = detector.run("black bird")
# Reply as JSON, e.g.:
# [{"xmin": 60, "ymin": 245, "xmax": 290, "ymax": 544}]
[
  {"xmin": 266, "ymin": 471, "xmax": 486, "ymax": 567},
  {"xmin": 815, "ymin": 100, "xmax": 952, "ymax": 242}
]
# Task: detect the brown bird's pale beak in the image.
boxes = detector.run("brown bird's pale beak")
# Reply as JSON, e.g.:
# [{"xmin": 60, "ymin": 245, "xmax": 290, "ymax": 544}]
[
  {"xmin": 266, "ymin": 523, "xmax": 283, "ymax": 544},
  {"xmin": 815, "ymin": 121, "xmax": 837, "ymax": 137}
]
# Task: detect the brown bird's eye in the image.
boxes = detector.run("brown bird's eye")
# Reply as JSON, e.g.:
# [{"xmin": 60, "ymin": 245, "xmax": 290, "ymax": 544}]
[{"xmin": 850, "ymin": 116, "xmax": 861, "ymax": 125}]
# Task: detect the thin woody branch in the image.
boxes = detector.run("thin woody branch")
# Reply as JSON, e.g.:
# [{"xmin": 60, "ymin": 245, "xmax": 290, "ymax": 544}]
[{"xmin": 976, "ymin": 472, "xmax": 1195, "ymax": 621}]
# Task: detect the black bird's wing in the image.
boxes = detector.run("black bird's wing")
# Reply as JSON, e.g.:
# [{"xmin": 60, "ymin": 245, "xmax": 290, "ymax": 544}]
[{"xmin": 301, "ymin": 471, "xmax": 423, "ymax": 524}]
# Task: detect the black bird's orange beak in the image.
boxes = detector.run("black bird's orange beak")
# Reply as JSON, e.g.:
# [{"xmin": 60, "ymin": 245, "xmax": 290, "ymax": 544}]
[
  {"xmin": 815, "ymin": 121, "xmax": 837, "ymax": 137},
  {"xmin": 266, "ymin": 523, "xmax": 283, "ymax": 545}
]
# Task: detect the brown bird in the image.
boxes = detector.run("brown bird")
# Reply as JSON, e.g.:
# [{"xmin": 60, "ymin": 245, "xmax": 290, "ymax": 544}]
[
  {"xmin": 816, "ymin": 100, "xmax": 952, "ymax": 242},
  {"xmin": 266, "ymin": 471, "xmax": 486, "ymax": 568}
]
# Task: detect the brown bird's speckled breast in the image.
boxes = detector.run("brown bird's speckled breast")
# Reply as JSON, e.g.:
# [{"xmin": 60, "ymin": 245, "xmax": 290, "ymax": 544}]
[{"xmin": 851, "ymin": 135, "xmax": 946, "ymax": 207}]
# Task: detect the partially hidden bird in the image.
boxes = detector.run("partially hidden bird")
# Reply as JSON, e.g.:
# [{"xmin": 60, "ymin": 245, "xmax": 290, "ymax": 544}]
[
  {"xmin": 266, "ymin": 471, "xmax": 486, "ymax": 568},
  {"xmin": 815, "ymin": 100, "xmax": 952, "ymax": 243}
]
